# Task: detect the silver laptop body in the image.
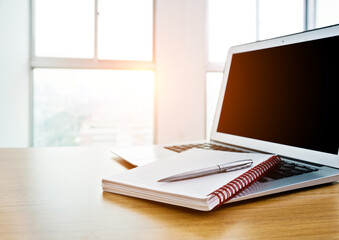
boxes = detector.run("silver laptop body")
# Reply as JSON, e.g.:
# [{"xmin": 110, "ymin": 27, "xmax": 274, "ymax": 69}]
[{"xmin": 113, "ymin": 24, "xmax": 339, "ymax": 202}]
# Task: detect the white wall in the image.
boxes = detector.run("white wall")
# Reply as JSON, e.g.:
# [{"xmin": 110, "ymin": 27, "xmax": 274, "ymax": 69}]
[
  {"xmin": 155, "ymin": 0, "xmax": 206, "ymax": 144},
  {"xmin": 0, "ymin": 0, "xmax": 30, "ymax": 147}
]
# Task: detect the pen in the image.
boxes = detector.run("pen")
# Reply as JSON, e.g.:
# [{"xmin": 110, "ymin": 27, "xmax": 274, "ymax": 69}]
[{"xmin": 158, "ymin": 159, "xmax": 253, "ymax": 182}]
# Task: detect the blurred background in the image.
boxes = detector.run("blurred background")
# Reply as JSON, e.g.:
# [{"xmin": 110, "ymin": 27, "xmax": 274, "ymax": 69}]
[{"xmin": 0, "ymin": 0, "xmax": 338, "ymax": 148}]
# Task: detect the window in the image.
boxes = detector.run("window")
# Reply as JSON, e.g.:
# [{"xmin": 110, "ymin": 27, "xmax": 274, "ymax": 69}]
[
  {"xmin": 316, "ymin": 0, "xmax": 339, "ymax": 28},
  {"xmin": 206, "ymin": 0, "xmax": 339, "ymax": 136},
  {"xmin": 32, "ymin": 0, "xmax": 154, "ymax": 147},
  {"xmin": 257, "ymin": 0, "xmax": 304, "ymax": 40},
  {"xmin": 34, "ymin": 0, "xmax": 94, "ymax": 58},
  {"xmin": 33, "ymin": 69, "xmax": 154, "ymax": 146},
  {"xmin": 97, "ymin": 0, "xmax": 153, "ymax": 60},
  {"xmin": 208, "ymin": 0, "xmax": 256, "ymax": 63}
]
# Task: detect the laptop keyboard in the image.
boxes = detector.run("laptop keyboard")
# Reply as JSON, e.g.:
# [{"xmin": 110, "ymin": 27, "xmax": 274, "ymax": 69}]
[
  {"xmin": 258, "ymin": 160, "xmax": 319, "ymax": 182},
  {"xmin": 164, "ymin": 143, "xmax": 246, "ymax": 153},
  {"xmin": 164, "ymin": 143, "xmax": 319, "ymax": 182}
]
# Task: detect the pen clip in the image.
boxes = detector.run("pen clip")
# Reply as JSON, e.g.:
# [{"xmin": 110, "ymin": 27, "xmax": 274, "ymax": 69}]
[{"xmin": 218, "ymin": 159, "xmax": 253, "ymax": 173}]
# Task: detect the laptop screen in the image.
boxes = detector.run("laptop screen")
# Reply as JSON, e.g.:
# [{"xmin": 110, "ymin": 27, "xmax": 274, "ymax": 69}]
[{"xmin": 217, "ymin": 35, "xmax": 339, "ymax": 154}]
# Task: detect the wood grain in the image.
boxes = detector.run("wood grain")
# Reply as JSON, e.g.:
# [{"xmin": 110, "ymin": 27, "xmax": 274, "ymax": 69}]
[{"xmin": 0, "ymin": 147, "xmax": 338, "ymax": 240}]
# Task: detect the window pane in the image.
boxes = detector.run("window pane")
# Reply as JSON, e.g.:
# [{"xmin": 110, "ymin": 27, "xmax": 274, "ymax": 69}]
[
  {"xmin": 35, "ymin": 0, "xmax": 94, "ymax": 58},
  {"xmin": 206, "ymin": 72, "xmax": 223, "ymax": 139},
  {"xmin": 98, "ymin": 0, "xmax": 153, "ymax": 61},
  {"xmin": 258, "ymin": 0, "xmax": 304, "ymax": 40},
  {"xmin": 33, "ymin": 69, "xmax": 154, "ymax": 147},
  {"xmin": 208, "ymin": 0, "xmax": 256, "ymax": 63},
  {"xmin": 316, "ymin": 0, "xmax": 339, "ymax": 28}
]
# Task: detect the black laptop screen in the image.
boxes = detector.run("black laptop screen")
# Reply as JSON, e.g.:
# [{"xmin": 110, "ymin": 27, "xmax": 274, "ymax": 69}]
[{"xmin": 217, "ymin": 35, "xmax": 339, "ymax": 154}]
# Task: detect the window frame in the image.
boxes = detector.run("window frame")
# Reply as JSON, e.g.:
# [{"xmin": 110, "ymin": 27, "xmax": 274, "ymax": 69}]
[
  {"xmin": 29, "ymin": 0, "xmax": 156, "ymax": 146},
  {"xmin": 30, "ymin": 0, "xmax": 156, "ymax": 70}
]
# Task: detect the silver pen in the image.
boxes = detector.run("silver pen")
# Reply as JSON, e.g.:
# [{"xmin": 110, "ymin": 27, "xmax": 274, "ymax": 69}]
[{"xmin": 158, "ymin": 159, "xmax": 253, "ymax": 182}]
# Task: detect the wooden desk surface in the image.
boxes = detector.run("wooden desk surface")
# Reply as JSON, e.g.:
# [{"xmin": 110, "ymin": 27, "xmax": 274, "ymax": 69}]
[{"xmin": 0, "ymin": 147, "xmax": 338, "ymax": 240}]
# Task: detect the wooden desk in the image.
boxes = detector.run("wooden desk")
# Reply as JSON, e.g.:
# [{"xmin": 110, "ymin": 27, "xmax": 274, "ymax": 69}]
[{"xmin": 0, "ymin": 147, "xmax": 338, "ymax": 239}]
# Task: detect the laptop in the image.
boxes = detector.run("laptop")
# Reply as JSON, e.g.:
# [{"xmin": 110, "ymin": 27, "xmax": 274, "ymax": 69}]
[{"xmin": 112, "ymin": 24, "xmax": 339, "ymax": 202}]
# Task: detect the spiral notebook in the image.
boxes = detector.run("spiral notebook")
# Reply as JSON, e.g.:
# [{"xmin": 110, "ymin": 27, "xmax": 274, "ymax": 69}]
[{"xmin": 102, "ymin": 149, "xmax": 280, "ymax": 211}]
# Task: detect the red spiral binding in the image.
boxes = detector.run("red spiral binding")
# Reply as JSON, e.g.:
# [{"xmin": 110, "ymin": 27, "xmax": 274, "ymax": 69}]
[{"xmin": 208, "ymin": 155, "xmax": 281, "ymax": 209}]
